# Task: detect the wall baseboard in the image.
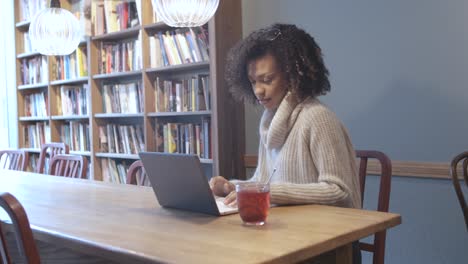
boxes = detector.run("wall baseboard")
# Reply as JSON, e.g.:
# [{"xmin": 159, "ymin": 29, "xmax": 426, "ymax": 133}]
[
  {"xmin": 365, "ymin": 160, "xmax": 456, "ymax": 179},
  {"xmin": 243, "ymin": 155, "xmax": 461, "ymax": 180}
]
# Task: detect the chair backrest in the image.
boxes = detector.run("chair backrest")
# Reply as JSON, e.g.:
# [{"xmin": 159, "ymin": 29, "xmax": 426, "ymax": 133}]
[
  {"xmin": 356, "ymin": 150, "xmax": 392, "ymax": 264},
  {"xmin": 450, "ymin": 151, "xmax": 468, "ymax": 230},
  {"xmin": 0, "ymin": 150, "xmax": 29, "ymax": 171},
  {"xmin": 243, "ymin": 150, "xmax": 393, "ymax": 264},
  {"xmin": 0, "ymin": 192, "xmax": 40, "ymax": 264},
  {"xmin": 37, "ymin": 142, "xmax": 69, "ymax": 174},
  {"xmin": 126, "ymin": 160, "xmax": 150, "ymax": 186},
  {"xmin": 49, "ymin": 154, "xmax": 88, "ymax": 179}
]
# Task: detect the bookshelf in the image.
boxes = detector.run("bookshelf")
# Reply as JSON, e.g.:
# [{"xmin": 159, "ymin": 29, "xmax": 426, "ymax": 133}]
[{"xmin": 14, "ymin": 0, "xmax": 245, "ymax": 181}]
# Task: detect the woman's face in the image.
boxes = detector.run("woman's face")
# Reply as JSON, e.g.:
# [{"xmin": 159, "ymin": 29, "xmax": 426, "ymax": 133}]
[{"xmin": 247, "ymin": 53, "xmax": 288, "ymax": 110}]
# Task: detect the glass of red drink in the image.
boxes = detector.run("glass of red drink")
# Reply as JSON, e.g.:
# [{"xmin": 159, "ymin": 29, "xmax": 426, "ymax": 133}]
[{"xmin": 235, "ymin": 182, "xmax": 270, "ymax": 226}]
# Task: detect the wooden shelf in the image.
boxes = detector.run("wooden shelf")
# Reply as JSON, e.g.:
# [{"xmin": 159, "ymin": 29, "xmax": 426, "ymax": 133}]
[
  {"xmin": 143, "ymin": 22, "xmax": 172, "ymax": 31},
  {"xmin": 15, "ymin": 20, "xmax": 30, "ymax": 29},
  {"xmin": 79, "ymin": 38, "xmax": 88, "ymax": 45},
  {"xmin": 95, "ymin": 153, "xmax": 140, "ymax": 160},
  {"xmin": 200, "ymin": 159, "xmax": 214, "ymax": 164},
  {"xmin": 17, "ymin": 52, "xmax": 42, "ymax": 59},
  {"xmin": 70, "ymin": 151, "xmax": 91, "ymax": 156},
  {"xmin": 148, "ymin": 111, "xmax": 211, "ymax": 117},
  {"xmin": 93, "ymin": 71, "xmax": 142, "ymax": 79},
  {"xmin": 51, "ymin": 115, "xmax": 89, "ymax": 120},
  {"xmin": 92, "ymin": 26, "xmax": 141, "ymax": 41},
  {"xmin": 17, "ymin": 83, "xmax": 48, "ymax": 90},
  {"xmin": 94, "ymin": 113, "xmax": 144, "ymax": 119},
  {"xmin": 95, "ymin": 153, "xmax": 210, "ymax": 163},
  {"xmin": 50, "ymin": 77, "xmax": 89, "ymax": 86},
  {"xmin": 145, "ymin": 61, "xmax": 210, "ymax": 73},
  {"xmin": 21, "ymin": 148, "xmax": 40, "ymax": 153},
  {"xmin": 18, "ymin": 116, "xmax": 49, "ymax": 122}
]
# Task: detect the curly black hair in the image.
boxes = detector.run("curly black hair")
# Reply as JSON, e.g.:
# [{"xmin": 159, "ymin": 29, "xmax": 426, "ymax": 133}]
[{"xmin": 225, "ymin": 23, "xmax": 330, "ymax": 104}]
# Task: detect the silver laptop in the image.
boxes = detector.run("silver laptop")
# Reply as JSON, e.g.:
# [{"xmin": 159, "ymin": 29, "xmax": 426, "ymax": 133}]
[{"xmin": 139, "ymin": 152, "xmax": 238, "ymax": 216}]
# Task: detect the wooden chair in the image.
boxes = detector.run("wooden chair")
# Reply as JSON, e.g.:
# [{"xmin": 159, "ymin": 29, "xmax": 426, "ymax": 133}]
[
  {"xmin": 126, "ymin": 160, "xmax": 150, "ymax": 186},
  {"xmin": 356, "ymin": 150, "xmax": 392, "ymax": 264},
  {"xmin": 37, "ymin": 142, "xmax": 69, "ymax": 174},
  {"xmin": 0, "ymin": 192, "xmax": 40, "ymax": 264},
  {"xmin": 0, "ymin": 150, "xmax": 29, "ymax": 171},
  {"xmin": 243, "ymin": 150, "xmax": 392, "ymax": 264},
  {"xmin": 48, "ymin": 154, "xmax": 88, "ymax": 179},
  {"xmin": 450, "ymin": 151, "xmax": 468, "ymax": 230}
]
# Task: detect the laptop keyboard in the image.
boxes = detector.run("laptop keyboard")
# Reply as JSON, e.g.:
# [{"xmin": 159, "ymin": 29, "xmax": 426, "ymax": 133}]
[{"xmin": 215, "ymin": 197, "xmax": 238, "ymax": 214}]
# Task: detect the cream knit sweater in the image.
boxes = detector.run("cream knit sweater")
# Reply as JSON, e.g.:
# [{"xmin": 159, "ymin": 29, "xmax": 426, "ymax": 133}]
[{"xmin": 249, "ymin": 92, "xmax": 361, "ymax": 209}]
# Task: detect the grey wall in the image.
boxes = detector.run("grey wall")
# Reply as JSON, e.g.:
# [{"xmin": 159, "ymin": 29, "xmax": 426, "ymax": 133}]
[
  {"xmin": 363, "ymin": 175, "xmax": 467, "ymax": 264},
  {"xmin": 242, "ymin": 0, "xmax": 468, "ymax": 162},
  {"xmin": 241, "ymin": 0, "xmax": 468, "ymax": 263}
]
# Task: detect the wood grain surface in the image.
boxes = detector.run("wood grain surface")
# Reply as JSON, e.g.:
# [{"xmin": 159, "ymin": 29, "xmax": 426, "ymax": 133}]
[{"xmin": 0, "ymin": 169, "xmax": 401, "ymax": 264}]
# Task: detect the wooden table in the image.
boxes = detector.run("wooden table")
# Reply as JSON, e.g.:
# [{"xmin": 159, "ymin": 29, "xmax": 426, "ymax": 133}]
[{"xmin": 0, "ymin": 170, "xmax": 401, "ymax": 264}]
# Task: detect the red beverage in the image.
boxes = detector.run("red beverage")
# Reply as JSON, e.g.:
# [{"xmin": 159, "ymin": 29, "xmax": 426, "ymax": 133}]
[{"xmin": 236, "ymin": 183, "xmax": 270, "ymax": 225}]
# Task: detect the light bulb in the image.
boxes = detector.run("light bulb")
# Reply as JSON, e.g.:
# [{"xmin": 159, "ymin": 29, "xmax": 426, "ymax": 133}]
[
  {"xmin": 151, "ymin": 0, "xmax": 219, "ymax": 27},
  {"xmin": 29, "ymin": 6, "xmax": 82, "ymax": 56}
]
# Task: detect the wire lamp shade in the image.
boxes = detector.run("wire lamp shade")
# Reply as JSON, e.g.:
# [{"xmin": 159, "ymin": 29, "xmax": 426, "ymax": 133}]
[
  {"xmin": 152, "ymin": 0, "xmax": 219, "ymax": 27},
  {"xmin": 28, "ymin": 0, "xmax": 81, "ymax": 56}
]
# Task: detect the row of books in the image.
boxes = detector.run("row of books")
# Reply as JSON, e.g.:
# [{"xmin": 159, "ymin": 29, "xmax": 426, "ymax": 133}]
[
  {"xmin": 99, "ymin": 37, "xmax": 142, "ymax": 74},
  {"xmin": 26, "ymin": 155, "xmax": 50, "ymax": 174},
  {"xmin": 59, "ymin": 122, "xmax": 91, "ymax": 152},
  {"xmin": 93, "ymin": 0, "xmax": 140, "ymax": 35},
  {"xmin": 19, "ymin": 0, "xmax": 94, "ymax": 37},
  {"xmin": 149, "ymin": 27, "xmax": 209, "ymax": 68},
  {"xmin": 102, "ymin": 81, "xmax": 143, "ymax": 114},
  {"xmin": 20, "ymin": 56, "xmax": 48, "ymax": 85},
  {"xmin": 23, "ymin": 32, "xmax": 33, "ymax": 54},
  {"xmin": 53, "ymin": 48, "xmax": 88, "ymax": 81},
  {"xmin": 98, "ymin": 124, "xmax": 145, "ymax": 155},
  {"xmin": 24, "ymin": 91, "xmax": 48, "ymax": 117},
  {"xmin": 18, "ymin": 0, "xmax": 47, "ymax": 22},
  {"xmin": 156, "ymin": 119, "xmax": 211, "ymax": 159},
  {"xmin": 58, "ymin": 84, "xmax": 88, "ymax": 116},
  {"xmin": 133, "ymin": 0, "xmax": 161, "ymax": 27},
  {"xmin": 154, "ymin": 75, "xmax": 210, "ymax": 112},
  {"xmin": 23, "ymin": 121, "xmax": 50, "ymax": 149},
  {"xmin": 25, "ymin": 154, "xmax": 51, "ymax": 173},
  {"xmin": 70, "ymin": 0, "xmax": 92, "ymax": 37},
  {"xmin": 26, "ymin": 154, "xmax": 39, "ymax": 172},
  {"xmin": 100, "ymin": 158, "xmax": 132, "ymax": 184}
]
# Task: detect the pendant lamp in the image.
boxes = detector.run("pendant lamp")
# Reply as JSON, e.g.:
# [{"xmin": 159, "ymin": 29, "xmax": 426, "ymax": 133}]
[
  {"xmin": 29, "ymin": 0, "xmax": 82, "ymax": 56},
  {"xmin": 151, "ymin": 0, "xmax": 219, "ymax": 27}
]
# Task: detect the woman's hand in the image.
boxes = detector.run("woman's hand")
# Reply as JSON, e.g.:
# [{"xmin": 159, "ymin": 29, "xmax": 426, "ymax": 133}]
[
  {"xmin": 223, "ymin": 190, "xmax": 237, "ymax": 207},
  {"xmin": 209, "ymin": 176, "xmax": 235, "ymax": 197}
]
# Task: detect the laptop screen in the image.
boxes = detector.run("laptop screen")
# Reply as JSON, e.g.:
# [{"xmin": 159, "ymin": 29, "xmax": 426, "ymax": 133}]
[{"xmin": 139, "ymin": 152, "xmax": 237, "ymax": 216}]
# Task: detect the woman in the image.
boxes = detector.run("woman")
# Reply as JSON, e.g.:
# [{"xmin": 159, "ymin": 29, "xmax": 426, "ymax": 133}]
[
  {"xmin": 210, "ymin": 23, "xmax": 361, "ymax": 210},
  {"xmin": 210, "ymin": 23, "xmax": 362, "ymax": 264}
]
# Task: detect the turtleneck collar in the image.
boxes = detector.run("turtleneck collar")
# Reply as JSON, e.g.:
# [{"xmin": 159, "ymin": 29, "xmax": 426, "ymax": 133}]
[{"xmin": 259, "ymin": 91, "xmax": 303, "ymax": 150}]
